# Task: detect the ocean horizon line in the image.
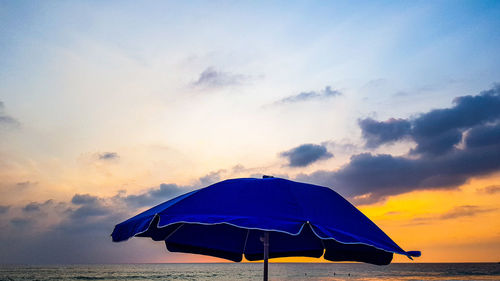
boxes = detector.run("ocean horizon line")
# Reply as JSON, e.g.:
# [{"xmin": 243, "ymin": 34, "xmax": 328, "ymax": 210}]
[{"xmin": 1, "ymin": 261, "xmax": 498, "ymax": 266}]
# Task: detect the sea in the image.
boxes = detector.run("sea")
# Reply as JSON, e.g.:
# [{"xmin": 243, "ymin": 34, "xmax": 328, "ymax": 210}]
[{"xmin": 0, "ymin": 263, "xmax": 499, "ymax": 281}]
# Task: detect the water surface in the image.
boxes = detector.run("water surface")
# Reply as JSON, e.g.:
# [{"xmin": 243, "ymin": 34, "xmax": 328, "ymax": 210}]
[{"xmin": 1, "ymin": 263, "xmax": 499, "ymax": 280}]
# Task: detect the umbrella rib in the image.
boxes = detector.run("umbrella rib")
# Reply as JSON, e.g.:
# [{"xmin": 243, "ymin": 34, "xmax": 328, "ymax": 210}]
[
  {"xmin": 307, "ymin": 223, "xmax": 405, "ymax": 256},
  {"xmin": 164, "ymin": 223, "xmax": 185, "ymax": 242},
  {"xmin": 242, "ymin": 229, "xmax": 250, "ymax": 255}
]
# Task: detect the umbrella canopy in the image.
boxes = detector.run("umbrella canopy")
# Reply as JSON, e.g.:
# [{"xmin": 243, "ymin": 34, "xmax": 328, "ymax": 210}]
[{"xmin": 112, "ymin": 177, "xmax": 420, "ymax": 268}]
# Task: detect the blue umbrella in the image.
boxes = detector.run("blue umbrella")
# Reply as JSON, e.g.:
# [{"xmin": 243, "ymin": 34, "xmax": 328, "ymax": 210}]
[{"xmin": 112, "ymin": 177, "xmax": 420, "ymax": 280}]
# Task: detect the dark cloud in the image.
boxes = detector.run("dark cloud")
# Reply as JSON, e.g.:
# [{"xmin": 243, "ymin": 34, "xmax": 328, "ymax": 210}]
[
  {"xmin": 191, "ymin": 67, "xmax": 247, "ymax": 88},
  {"xmin": 23, "ymin": 203, "xmax": 40, "ymax": 213},
  {"xmin": 72, "ymin": 194, "xmax": 98, "ymax": 205},
  {"xmin": 413, "ymin": 86, "xmax": 500, "ymax": 137},
  {"xmin": 117, "ymin": 171, "xmax": 225, "ymax": 208},
  {"xmin": 410, "ymin": 129, "xmax": 462, "ymax": 156},
  {"xmin": 98, "ymin": 152, "xmax": 119, "ymax": 160},
  {"xmin": 121, "ymin": 183, "xmax": 185, "ymax": 208},
  {"xmin": 0, "ymin": 196, "xmax": 149, "ymax": 264},
  {"xmin": 22, "ymin": 200, "xmax": 53, "ymax": 213},
  {"xmin": 68, "ymin": 204, "xmax": 110, "ymax": 220},
  {"xmin": 0, "ymin": 205, "xmax": 10, "ymax": 214},
  {"xmin": 82, "ymin": 173, "xmax": 220, "ymax": 218},
  {"xmin": 0, "ymin": 101, "xmax": 20, "ymax": 128},
  {"xmin": 298, "ymin": 85, "xmax": 500, "ymax": 203},
  {"xmin": 69, "ymin": 194, "xmax": 109, "ymax": 220},
  {"xmin": 479, "ymin": 185, "xmax": 500, "ymax": 194},
  {"xmin": 299, "ymin": 140, "xmax": 500, "ymax": 204},
  {"xmin": 1, "ymin": 210, "xmax": 168, "ymax": 264},
  {"xmin": 198, "ymin": 170, "xmax": 225, "ymax": 186},
  {"xmin": 0, "ymin": 175, "xmax": 219, "ymax": 264},
  {"xmin": 10, "ymin": 217, "xmax": 33, "ymax": 227},
  {"xmin": 358, "ymin": 118, "xmax": 411, "ymax": 148},
  {"xmin": 465, "ymin": 123, "xmax": 500, "ymax": 148},
  {"xmin": 359, "ymin": 85, "xmax": 500, "ymax": 156},
  {"xmin": 407, "ymin": 205, "xmax": 496, "ymax": 225},
  {"xmin": 438, "ymin": 205, "xmax": 495, "ymax": 220},
  {"xmin": 274, "ymin": 86, "xmax": 341, "ymax": 105},
  {"xmin": 281, "ymin": 143, "xmax": 333, "ymax": 167}
]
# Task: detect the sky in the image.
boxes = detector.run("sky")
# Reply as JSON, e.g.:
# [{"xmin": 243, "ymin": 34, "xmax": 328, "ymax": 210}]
[{"xmin": 1, "ymin": 0, "xmax": 500, "ymax": 264}]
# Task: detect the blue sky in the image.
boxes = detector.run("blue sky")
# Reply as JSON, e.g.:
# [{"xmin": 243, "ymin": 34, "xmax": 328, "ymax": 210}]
[{"xmin": 1, "ymin": 0, "xmax": 500, "ymax": 263}]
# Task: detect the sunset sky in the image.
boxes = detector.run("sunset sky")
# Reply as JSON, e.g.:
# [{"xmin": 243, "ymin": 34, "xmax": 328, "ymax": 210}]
[{"xmin": 1, "ymin": 1, "xmax": 500, "ymax": 264}]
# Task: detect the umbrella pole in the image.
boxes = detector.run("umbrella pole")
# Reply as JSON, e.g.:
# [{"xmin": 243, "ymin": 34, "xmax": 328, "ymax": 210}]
[{"xmin": 263, "ymin": 232, "xmax": 269, "ymax": 281}]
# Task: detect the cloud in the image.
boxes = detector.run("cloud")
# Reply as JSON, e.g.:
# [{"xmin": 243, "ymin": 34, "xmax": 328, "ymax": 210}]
[
  {"xmin": 299, "ymin": 141, "xmax": 500, "ymax": 203},
  {"xmin": 69, "ymin": 194, "xmax": 110, "ymax": 220},
  {"xmin": 465, "ymin": 123, "xmax": 500, "ymax": 148},
  {"xmin": 228, "ymin": 164, "xmax": 290, "ymax": 180},
  {"xmin": 297, "ymin": 85, "xmax": 500, "ymax": 203},
  {"xmin": 479, "ymin": 185, "xmax": 500, "ymax": 194},
  {"xmin": 249, "ymin": 173, "xmax": 290, "ymax": 179},
  {"xmin": 358, "ymin": 118, "xmax": 412, "ymax": 148},
  {"xmin": 23, "ymin": 200, "xmax": 53, "ymax": 213},
  {"xmin": 0, "ymin": 205, "xmax": 10, "ymax": 214},
  {"xmin": 10, "ymin": 217, "xmax": 33, "ymax": 227},
  {"xmin": 0, "ymin": 101, "xmax": 20, "ymax": 128},
  {"xmin": 68, "ymin": 204, "xmax": 110, "ymax": 220},
  {"xmin": 23, "ymin": 202, "xmax": 40, "ymax": 212},
  {"xmin": 16, "ymin": 181, "xmax": 37, "ymax": 189},
  {"xmin": 280, "ymin": 143, "xmax": 333, "ymax": 167},
  {"xmin": 198, "ymin": 170, "xmax": 225, "ymax": 186},
  {"xmin": 72, "ymin": 194, "xmax": 98, "ymax": 205},
  {"xmin": 273, "ymin": 86, "xmax": 341, "ymax": 105},
  {"xmin": 438, "ymin": 205, "xmax": 495, "ymax": 220},
  {"xmin": 411, "ymin": 128, "xmax": 462, "ymax": 156},
  {"xmin": 231, "ymin": 164, "xmax": 246, "ymax": 173},
  {"xmin": 116, "ymin": 170, "xmax": 226, "ymax": 208},
  {"xmin": 1, "ymin": 172, "xmax": 233, "ymax": 264},
  {"xmin": 121, "ymin": 183, "xmax": 185, "ymax": 208},
  {"xmin": 0, "ymin": 194, "xmax": 134, "ymax": 263},
  {"xmin": 98, "ymin": 152, "xmax": 119, "ymax": 160},
  {"xmin": 0, "ymin": 115, "xmax": 18, "ymax": 126},
  {"xmin": 359, "ymin": 85, "xmax": 500, "ymax": 156},
  {"xmin": 191, "ymin": 67, "xmax": 247, "ymax": 88},
  {"xmin": 0, "ymin": 177, "xmax": 204, "ymax": 263},
  {"xmin": 407, "ymin": 205, "xmax": 496, "ymax": 225}
]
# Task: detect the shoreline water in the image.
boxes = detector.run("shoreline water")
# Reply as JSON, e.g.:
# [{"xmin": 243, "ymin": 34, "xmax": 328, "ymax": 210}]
[
  {"xmin": 1, "ymin": 262, "xmax": 499, "ymax": 265},
  {"xmin": 1, "ymin": 262, "xmax": 499, "ymax": 281}
]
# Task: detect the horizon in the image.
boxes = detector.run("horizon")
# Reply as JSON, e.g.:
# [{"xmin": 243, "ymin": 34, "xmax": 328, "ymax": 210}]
[
  {"xmin": 2, "ymin": 262, "xmax": 499, "ymax": 265},
  {"xmin": 1, "ymin": 0, "xmax": 500, "ymax": 265}
]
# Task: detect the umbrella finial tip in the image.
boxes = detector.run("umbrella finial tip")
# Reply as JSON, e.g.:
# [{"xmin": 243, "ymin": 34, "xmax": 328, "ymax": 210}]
[
  {"xmin": 262, "ymin": 175, "xmax": 274, "ymax": 179},
  {"xmin": 407, "ymin": 251, "xmax": 421, "ymax": 258}
]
